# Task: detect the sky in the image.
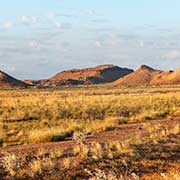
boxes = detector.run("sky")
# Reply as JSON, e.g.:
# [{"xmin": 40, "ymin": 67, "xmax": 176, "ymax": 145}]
[{"xmin": 1, "ymin": 0, "xmax": 180, "ymax": 79}]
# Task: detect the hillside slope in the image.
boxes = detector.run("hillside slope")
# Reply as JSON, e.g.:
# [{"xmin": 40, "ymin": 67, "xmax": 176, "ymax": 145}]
[
  {"xmin": 30, "ymin": 65, "xmax": 133, "ymax": 87},
  {"xmin": 0, "ymin": 70, "xmax": 28, "ymax": 88},
  {"xmin": 112, "ymin": 65, "xmax": 161, "ymax": 86},
  {"xmin": 151, "ymin": 69, "xmax": 180, "ymax": 85}
]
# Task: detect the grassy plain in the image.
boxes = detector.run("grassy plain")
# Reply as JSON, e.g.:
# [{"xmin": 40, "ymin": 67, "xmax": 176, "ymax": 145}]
[{"xmin": 1, "ymin": 85, "xmax": 180, "ymax": 179}]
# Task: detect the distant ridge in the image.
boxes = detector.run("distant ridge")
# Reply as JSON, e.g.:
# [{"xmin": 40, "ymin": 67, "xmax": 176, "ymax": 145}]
[
  {"xmin": 112, "ymin": 65, "xmax": 162, "ymax": 86},
  {"xmin": 0, "ymin": 70, "xmax": 28, "ymax": 88},
  {"xmin": 151, "ymin": 69, "xmax": 180, "ymax": 85},
  {"xmin": 5, "ymin": 64, "xmax": 180, "ymax": 88},
  {"xmin": 27, "ymin": 64, "xmax": 133, "ymax": 87},
  {"xmin": 112, "ymin": 65, "xmax": 180, "ymax": 86}
]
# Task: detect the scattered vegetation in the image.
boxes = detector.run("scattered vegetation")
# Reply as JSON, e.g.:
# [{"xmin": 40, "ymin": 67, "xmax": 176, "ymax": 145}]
[
  {"xmin": 1, "ymin": 86, "xmax": 180, "ymax": 179},
  {"xmin": 2, "ymin": 153, "xmax": 19, "ymax": 178},
  {"xmin": 2, "ymin": 119, "xmax": 180, "ymax": 179},
  {"xmin": 1, "ymin": 86, "xmax": 180, "ymax": 145}
]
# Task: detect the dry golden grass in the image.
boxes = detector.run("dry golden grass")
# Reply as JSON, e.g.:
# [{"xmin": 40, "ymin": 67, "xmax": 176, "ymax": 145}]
[
  {"xmin": 2, "ymin": 86, "xmax": 180, "ymax": 179},
  {"xmin": 3, "ymin": 121, "xmax": 180, "ymax": 179},
  {"xmin": 2, "ymin": 153, "xmax": 20, "ymax": 178},
  {"xmin": 1, "ymin": 86, "xmax": 180, "ymax": 145},
  {"xmin": 142, "ymin": 167, "xmax": 180, "ymax": 180}
]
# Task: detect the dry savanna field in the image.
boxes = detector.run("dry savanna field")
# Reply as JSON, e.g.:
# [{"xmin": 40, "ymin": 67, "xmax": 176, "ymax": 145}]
[{"xmin": 1, "ymin": 85, "xmax": 180, "ymax": 179}]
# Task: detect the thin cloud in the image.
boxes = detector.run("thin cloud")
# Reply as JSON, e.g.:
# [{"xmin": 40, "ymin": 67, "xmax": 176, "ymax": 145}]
[
  {"xmin": 55, "ymin": 22, "xmax": 72, "ymax": 30},
  {"xmin": 116, "ymin": 34, "xmax": 139, "ymax": 41},
  {"xmin": 95, "ymin": 41, "xmax": 102, "ymax": 48},
  {"xmin": 47, "ymin": 12, "xmax": 74, "ymax": 20},
  {"xmin": 38, "ymin": 60, "xmax": 49, "ymax": 65},
  {"xmin": 7, "ymin": 65, "xmax": 16, "ymax": 73},
  {"xmin": 163, "ymin": 50, "xmax": 180, "ymax": 60},
  {"xmin": 85, "ymin": 10, "xmax": 96, "ymax": 16},
  {"xmin": 3, "ymin": 21, "xmax": 13, "ymax": 29},
  {"xmin": 29, "ymin": 40, "xmax": 39, "ymax": 49},
  {"xmin": 91, "ymin": 19, "xmax": 109, "ymax": 23},
  {"xmin": 20, "ymin": 16, "xmax": 38, "ymax": 26},
  {"xmin": 61, "ymin": 41, "xmax": 70, "ymax": 48},
  {"xmin": 139, "ymin": 40, "xmax": 144, "ymax": 48},
  {"xmin": 47, "ymin": 12, "xmax": 57, "ymax": 20}
]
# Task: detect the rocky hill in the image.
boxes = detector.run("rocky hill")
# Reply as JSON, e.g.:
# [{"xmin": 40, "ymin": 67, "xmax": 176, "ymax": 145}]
[
  {"xmin": 23, "ymin": 65, "xmax": 180, "ymax": 87},
  {"xmin": 151, "ymin": 69, "xmax": 180, "ymax": 85},
  {"xmin": 112, "ymin": 65, "xmax": 161, "ymax": 86},
  {"xmin": 28, "ymin": 65, "xmax": 133, "ymax": 87},
  {"xmin": 0, "ymin": 70, "xmax": 28, "ymax": 88}
]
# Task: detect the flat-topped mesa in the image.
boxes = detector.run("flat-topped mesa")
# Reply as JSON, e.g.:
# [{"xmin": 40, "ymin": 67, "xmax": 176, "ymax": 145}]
[
  {"xmin": 0, "ymin": 70, "xmax": 28, "ymax": 88},
  {"xmin": 43, "ymin": 64, "xmax": 133, "ymax": 86}
]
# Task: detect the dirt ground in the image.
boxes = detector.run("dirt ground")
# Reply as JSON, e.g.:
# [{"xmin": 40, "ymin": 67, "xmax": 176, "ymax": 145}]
[{"xmin": 1, "ymin": 117, "xmax": 180, "ymax": 179}]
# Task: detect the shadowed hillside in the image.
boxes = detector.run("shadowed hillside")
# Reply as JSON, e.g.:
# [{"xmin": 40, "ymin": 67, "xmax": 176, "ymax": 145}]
[
  {"xmin": 0, "ymin": 70, "xmax": 28, "ymax": 88},
  {"xmin": 26, "ymin": 64, "xmax": 133, "ymax": 87}
]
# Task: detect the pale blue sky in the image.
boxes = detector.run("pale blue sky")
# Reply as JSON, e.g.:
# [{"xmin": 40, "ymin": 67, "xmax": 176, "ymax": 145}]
[{"xmin": 1, "ymin": 0, "xmax": 180, "ymax": 79}]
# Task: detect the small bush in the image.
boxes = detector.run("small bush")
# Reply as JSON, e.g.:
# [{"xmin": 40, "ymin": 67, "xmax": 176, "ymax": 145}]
[
  {"xmin": 73, "ymin": 131, "xmax": 86, "ymax": 144},
  {"xmin": 28, "ymin": 128, "xmax": 73, "ymax": 143},
  {"xmin": 2, "ymin": 153, "xmax": 19, "ymax": 178}
]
